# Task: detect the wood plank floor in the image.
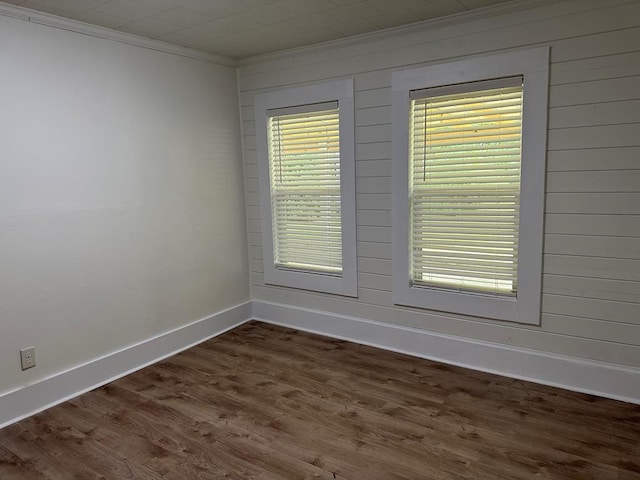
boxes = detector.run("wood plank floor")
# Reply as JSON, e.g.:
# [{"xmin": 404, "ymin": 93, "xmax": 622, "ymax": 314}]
[{"xmin": 1, "ymin": 321, "xmax": 639, "ymax": 479}]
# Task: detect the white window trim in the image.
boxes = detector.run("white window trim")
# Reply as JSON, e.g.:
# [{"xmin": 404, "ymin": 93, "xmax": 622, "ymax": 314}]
[
  {"xmin": 391, "ymin": 47, "xmax": 549, "ymax": 325},
  {"xmin": 255, "ymin": 79, "xmax": 357, "ymax": 297}
]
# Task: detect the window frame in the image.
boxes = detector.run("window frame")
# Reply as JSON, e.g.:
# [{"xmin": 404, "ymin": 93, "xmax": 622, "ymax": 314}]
[
  {"xmin": 255, "ymin": 79, "xmax": 357, "ymax": 297},
  {"xmin": 391, "ymin": 47, "xmax": 549, "ymax": 325}
]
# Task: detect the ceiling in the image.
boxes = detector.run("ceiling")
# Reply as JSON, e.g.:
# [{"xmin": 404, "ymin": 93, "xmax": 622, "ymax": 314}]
[{"xmin": 2, "ymin": 0, "xmax": 514, "ymax": 58}]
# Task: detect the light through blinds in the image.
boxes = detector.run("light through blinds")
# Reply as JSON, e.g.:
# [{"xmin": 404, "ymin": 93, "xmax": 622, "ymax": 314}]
[
  {"xmin": 409, "ymin": 77, "xmax": 523, "ymax": 295},
  {"xmin": 267, "ymin": 102, "xmax": 342, "ymax": 275}
]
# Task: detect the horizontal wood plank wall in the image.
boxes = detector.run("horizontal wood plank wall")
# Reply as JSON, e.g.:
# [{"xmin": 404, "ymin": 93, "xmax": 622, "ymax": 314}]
[{"xmin": 238, "ymin": 0, "xmax": 640, "ymax": 368}]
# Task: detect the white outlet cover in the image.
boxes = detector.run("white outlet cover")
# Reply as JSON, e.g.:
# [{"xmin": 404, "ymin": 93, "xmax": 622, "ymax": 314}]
[{"xmin": 20, "ymin": 347, "xmax": 36, "ymax": 370}]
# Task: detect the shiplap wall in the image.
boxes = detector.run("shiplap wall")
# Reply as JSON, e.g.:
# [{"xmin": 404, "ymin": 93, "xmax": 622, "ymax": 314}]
[{"xmin": 239, "ymin": 0, "xmax": 640, "ymax": 367}]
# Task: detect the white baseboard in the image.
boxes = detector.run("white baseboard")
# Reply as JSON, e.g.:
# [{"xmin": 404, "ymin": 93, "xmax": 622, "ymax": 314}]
[
  {"xmin": 3, "ymin": 298, "xmax": 637, "ymax": 430},
  {"xmin": 253, "ymin": 300, "xmax": 640, "ymax": 405},
  {"xmin": 0, "ymin": 302, "xmax": 251, "ymax": 429}
]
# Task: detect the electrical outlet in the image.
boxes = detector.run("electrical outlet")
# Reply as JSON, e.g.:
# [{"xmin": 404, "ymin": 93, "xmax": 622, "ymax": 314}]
[{"xmin": 20, "ymin": 347, "xmax": 36, "ymax": 370}]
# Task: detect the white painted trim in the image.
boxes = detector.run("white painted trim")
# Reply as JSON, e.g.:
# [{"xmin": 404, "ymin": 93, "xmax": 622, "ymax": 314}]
[
  {"xmin": 253, "ymin": 300, "xmax": 640, "ymax": 405},
  {"xmin": 391, "ymin": 47, "xmax": 549, "ymax": 325},
  {"xmin": 0, "ymin": 2, "xmax": 237, "ymax": 67},
  {"xmin": 3, "ymin": 299, "xmax": 638, "ymax": 429},
  {"xmin": 239, "ymin": 0, "xmax": 562, "ymax": 65},
  {"xmin": 255, "ymin": 79, "xmax": 358, "ymax": 297},
  {"xmin": 0, "ymin": 302, "xmax": 251, "ymax": 430}
]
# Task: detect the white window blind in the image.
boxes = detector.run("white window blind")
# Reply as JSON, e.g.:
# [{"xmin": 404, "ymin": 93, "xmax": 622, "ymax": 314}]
[
  {"xmin": 409, "ymin": 77, "xmax": 523, "ymax": 296},
  {"xmin": 267, "ymin": 102, "xmax": 342, "ymax": 275}
]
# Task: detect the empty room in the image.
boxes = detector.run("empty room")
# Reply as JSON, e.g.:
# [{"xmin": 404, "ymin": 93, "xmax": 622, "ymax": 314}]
[{"xmin": 1, "ymin": 0, "xmax": 639, "ymax": 478}]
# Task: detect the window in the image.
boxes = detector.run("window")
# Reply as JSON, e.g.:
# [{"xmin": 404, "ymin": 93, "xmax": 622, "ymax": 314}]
[
  {"xmin": 268, "ymin": 103, "xmax": 342, "ymax": 274},
  {"xmin": 255, "ymin": 79, "xmax": 357, "ymax": 296},
  {"xmin": 391, "ymin": 48, "xmax": 549, "ymax": 324},
  {"xmin": 410, "ymin": 77, "xmax": 523, "ymax": 296}
]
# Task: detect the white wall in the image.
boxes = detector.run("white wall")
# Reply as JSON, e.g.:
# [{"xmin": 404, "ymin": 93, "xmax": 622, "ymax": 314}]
[
  {"xmin": 0, "ymin": 15, "xmax": 249, "ymax": 395},
  {"xmin": 239, "ymin": 0, "xmax": 640, "ymax": 368}
]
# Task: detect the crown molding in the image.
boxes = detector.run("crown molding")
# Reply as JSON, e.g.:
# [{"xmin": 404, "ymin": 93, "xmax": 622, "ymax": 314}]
[
  {"xmin": 0, "ymin": 2, "xmax": 238, "ymax": 68},
  {"xmin": 239, "ymin": 0, "xmax": 563, "ymax": 65}
]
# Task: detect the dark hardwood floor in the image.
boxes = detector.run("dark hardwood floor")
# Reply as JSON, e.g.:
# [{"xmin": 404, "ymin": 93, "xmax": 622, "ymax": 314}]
[{"xmin": 1, "ymin": 321, "xmax": 639, "ymax": 479}]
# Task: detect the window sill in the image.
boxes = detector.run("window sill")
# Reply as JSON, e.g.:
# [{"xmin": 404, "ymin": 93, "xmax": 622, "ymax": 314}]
[{"xmin": 265, "ymin": 266, "xmax": 358, "ymax": 297}]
